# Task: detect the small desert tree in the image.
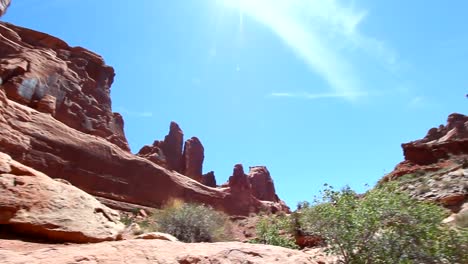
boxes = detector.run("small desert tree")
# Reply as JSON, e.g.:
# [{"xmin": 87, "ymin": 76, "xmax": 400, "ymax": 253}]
[
  {"xmin": 298, "ymin": 184, "xmax": 468, "ymax": 264},
  {"xmin": 250, "ymin": 214, "xmax": 298, "ymax": 249}
]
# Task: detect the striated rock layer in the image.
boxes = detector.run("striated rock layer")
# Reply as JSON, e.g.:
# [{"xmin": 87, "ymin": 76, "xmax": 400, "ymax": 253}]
[
  {"xmin": 0, "ymin": 22, "xmax": 129, "ymax": 151},
  {"xmin": 384, "ymin": 113, "xmax": 468, "ymax": 211},
  {"xmin": 0, "ymin": 20, "xmax": 289, "ymax": 215},
  {"xmin": 0, "ymin": 0, "xmax": 10, "ymax": 17},
  {"xmin": 386, "ymin": 113, "xmax": 468, "ymax": 179},
  {"xmin": 0, "ymin": 240, "xmax": 320, "ymax": 264},
  {"xmin": 0, "ymin": 88, "xmax": 286, "ymax": 215},
  {"xmin": 0, "ymin": 151, "xmax": 124, "ymax": 243}
]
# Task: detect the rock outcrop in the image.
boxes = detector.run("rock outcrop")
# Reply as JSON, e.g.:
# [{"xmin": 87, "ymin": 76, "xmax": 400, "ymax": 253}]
[
  {"xmin": 0, "ymin": 22, "xmax": 129, "ymax": 151},
  {"xmin": 384, "ymin": 113, "xmax": 468, "ymax": 212},
  {"xmin": 0, "ymin": 152, "xmax": 124, "ymax": 243},
  {"xmin": 228, "ymin": 164, "xmax": 252, "ymax": 192},
  {"xmin": 0, "ymin": 0, "xmax": 10, "ymax": 17},
  {"xmin": 0, "ymin": 88, "xmax": 286, "ymax": 215},
  {"xmin": 138, "ymin": 122, "xmax": 204, "ymax": 182},
  {"xmin": 182, "ymin": 137, "xmax": 204, "ymax": 182},
  {"xmin": 248, "ymin": 166, "xmax": 279, "ymax": 202},
  {"xmin": 0, "ymin": 240, "xmax": 320, "ymax": 264},
  {"xmin": 0, "ymin": 18, "xmax": 289, "ymax": 216},
  {"xmin": 202, "ymin": 171, "xmax": 217, "ymax": 187},
  {"xmin": 401, "ymin": 113, "xmax": 468, "ymax": 166}
]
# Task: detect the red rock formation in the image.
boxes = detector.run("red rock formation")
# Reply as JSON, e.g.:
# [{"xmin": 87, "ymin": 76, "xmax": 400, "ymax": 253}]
[
  {"xmin": 0, "ymin": 0, "xmax": 10, "ymax": 17},
  {"xmin": 0, "ymin": 22, "xmax": 129, "ymax": 151},
  {"xmin": 202, "ymin": 171, "xmax": 217, "ymax": 187},
  {"xmin": 402, "ymin": 113, "xmax": 468, "ymax": 165},
  {"xmin": 248, "ymin": 166, "xmax": 279, "ymax": 202},
  {"xmin": 0, "ymin": 88, "xmax": 287, "ymax": 215},
  {"xmin": 182, "ymin": 137, "xmax": 204, "ymax": 182},
  {"xmin": 228, "ymin": 164, "xmax": 252, "ymax": 192},
  {"xmin": 0, "ymin": 152, "xmax": 124, "ymax": 243},
  {"xmin": 0, "ymin": 20, "xmax": 290, "ymax": 216},
  {"xmin": 137, "ymin": 122, "xmax": 184, "ymax": 172},
  {"xmin": 387, "ymin": 113, "xmax": 468, "ymax": 179},
  {"xmin": 161, "ymin": 122, "xmax": 184, "ymax": 171}
]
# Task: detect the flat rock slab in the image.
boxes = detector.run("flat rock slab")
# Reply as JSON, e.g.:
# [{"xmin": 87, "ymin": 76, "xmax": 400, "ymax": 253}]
[
  {"xmin": 0, "ymin": 151, "xmax": 124, "ymax": 243},
  {"xmin": 0, "ymin": 240, "xmax": 321, "ymax": 264}
]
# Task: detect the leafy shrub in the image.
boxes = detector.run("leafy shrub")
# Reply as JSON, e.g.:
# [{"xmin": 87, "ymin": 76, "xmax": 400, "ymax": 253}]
[
  {"xmin": 250, "ymin": 215, "xmax": 298, "ymax": 249},
  {"xmin": 155, "ymin": 200, "xmax": 229, "ymax": 243},
  {"xmin": 298, "ymin": 184, "xmax": 468, "ymax": 264}
]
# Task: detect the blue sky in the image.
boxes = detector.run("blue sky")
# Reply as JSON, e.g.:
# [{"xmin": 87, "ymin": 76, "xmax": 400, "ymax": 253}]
[{"xmin": 3, "ymin": 0, "xmax": 467, "ymax": 208}]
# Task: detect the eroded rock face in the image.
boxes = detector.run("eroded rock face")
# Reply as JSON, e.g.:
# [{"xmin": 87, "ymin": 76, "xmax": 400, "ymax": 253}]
[
  {"xmin": 137, "ymin": 121, "xmax": 184, "ymax": 172},
  {"xmin": 202, "ymin": 171, "xmax": 217, "ymax": 187},
  {"xmin": 228, "ymin": 164, "xmax": 251, "ymax": 192},
  {"xmin": 0, "ymin": 21, "xmax": 290, "ymax": 216},
  {"xmin": 248, "ymin": 166, "xmax": 279, "ymax": 202},
  {"xmin": 0, "ymin": 89, "xmax": 283, "ymax": 215},
  {"xmin": 0, "ymin": 151, "xmax": 124, "ymax": 243},
  {"xmin": 182, "ymin": 137, "xmax": 204, "ymax": 182},
  {"xmin": 402, "ymin": 113, "xmax": 468, "ymax": 165},
  {"xmin": 0, "ymin": 0, "xmax": 10, "ymax": 17},
  {"xmin": 0, "ymin": 22, "xmax": 129, "ymax": 151}
]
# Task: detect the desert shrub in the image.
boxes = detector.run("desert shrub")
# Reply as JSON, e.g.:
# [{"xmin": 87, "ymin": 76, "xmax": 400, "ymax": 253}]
[
  {"xmin": 120, "ymin": 214, "xmax": 133, "ymax": 226},
  {"xmin": 154, "ymin": 200, "xmax": 229, "ymax": 243},
  {"xmin": 298, "ymin": 184, "xmax": 467, "ymax": 264},
  {"xmin": 250, "ymin": 214, "xmax": 298, "ymax": 249}
]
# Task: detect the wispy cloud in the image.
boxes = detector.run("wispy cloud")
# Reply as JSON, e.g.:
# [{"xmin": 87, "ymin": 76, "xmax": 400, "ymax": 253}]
[
  {"xmin": 270, "ymin": 91, "xmax": 367, "ymax": 99},
  {"xmin": 222, "ymin": 0, "xmax": 397, "ymax": 100}
]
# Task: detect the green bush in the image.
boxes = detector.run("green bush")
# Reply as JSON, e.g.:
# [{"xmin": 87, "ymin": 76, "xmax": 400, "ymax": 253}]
[
  {"xmin": 298, "ymin": 184, "xmax": 468, "ymax": 264},
  {"xmin": 250, "ymin": 215, "xmax": 298, "ymax": 249},
  {"xmin": 155, "ymin": 200, "xmax": 229, "ymax": 243}
]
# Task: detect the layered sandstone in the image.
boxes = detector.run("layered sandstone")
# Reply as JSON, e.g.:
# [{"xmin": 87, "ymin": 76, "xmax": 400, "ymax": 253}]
[
  {"xmin": 0, "ymin": 19, "xmax": 289, "ymax": 216},
  {"xmin": 384, "ymin": 113, "xmax": 468, "ymax": 211},
  {"xmin": 0, "ymin": 152, "xmax": 124, "ymax": 243},
  {"xmin": 0, "ymin": 22, "xmax": 129, "ymax": 151}
]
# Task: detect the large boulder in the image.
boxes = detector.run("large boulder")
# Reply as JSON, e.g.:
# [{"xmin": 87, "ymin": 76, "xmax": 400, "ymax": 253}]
[
  {"xmin": 0, "ymin": 152, "xmax": 124, "ymax": 243},
  {"xmin": 0, "ymin": 22, "xmax": 129, "ymax": 151},
  {"xmin": 0, "ymin": 240, "xmax": 321, "ymax": 263}
]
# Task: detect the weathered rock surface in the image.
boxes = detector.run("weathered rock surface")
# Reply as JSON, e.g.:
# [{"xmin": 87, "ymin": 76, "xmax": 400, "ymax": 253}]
[
  {"xmin": 0, "ymin": 0, "xmax": 10, "ymax": 17},
  {"xmin": 0, "ymin": 240, "xmax": 321, "ymax": 264},
  {"xmin": 202, "ymin": 171, "xmax": 217, "ymax": 187},
  {"xmin": 384, "ymin": 113, "xmax": 468, "ymax": 212},
  {"xmin": 182, "ymin": 136, "xmax": 204, "ymax": 182},
  {"xmin": 138, "ymin": 122, "xmax": 205, "ymax": 182},
  {"xmin": 0, "ymin": 20, "xmax": 289, "ymax": 215},
  {"xmin": 0, "ymin": 22, "xmax": 129, "ymax": 151},
  {"xmin": 401, "ymin": 113, "xmax": 468, "ymax": 166},
  {"xmin": 0, "ymin": 89, "xmax": 286, "ymax": 215},
  {"xmin": 229, "ymin": 164, "xmax": 252, "ymax": 192},
  {"xmin": 248, "ymin": 166, "xmax": 279, "ymax": 202},
  {"xmin": 0, "ymin": 151, "xmax": 124, "ymax": 243}
]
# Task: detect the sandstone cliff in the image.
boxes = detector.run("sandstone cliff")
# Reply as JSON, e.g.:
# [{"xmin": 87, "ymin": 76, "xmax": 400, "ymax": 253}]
[{"xmin": 0, "ymin": 19, "xmax": 288, "ymax": 215}]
